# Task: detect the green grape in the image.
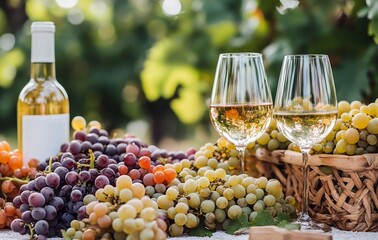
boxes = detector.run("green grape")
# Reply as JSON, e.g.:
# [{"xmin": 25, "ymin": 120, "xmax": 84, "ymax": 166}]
[
  {"xmin": 216, "ymin": 185, "xmax": 226, "ymax": 195},
  {"xmin": 367, "ymin": 134, "xmax": 377, "ymax": 145},
  {"xmin": 335, "ymin": 139, "xmax": 347, "ymax": 153},
  {"xmin": 228, "ymin": 156, "xmax": 240, "ymax": 168},
  {"xmin": 66, "ymin": 227, "xmax": 76, "ymax": 237},
  {"xmin": 134, "ymin": 218, "xmax": 146, "ymax": 231},
  {"xmin": 119, "ymin": 189, "xmax": 133, "ymax": 203},
  {"xmin": 335, "ymin": 130, "xmax": 346, "ymax": 141},
  {"xmin": 204, "ymin": 170, "xmax": 217, "ymax": 182},
  {"xmin": 227, "ymin": 175, "xmax": 241, "ymax": 187},
  {"xmin": 367, "ymin": 118, "xmax": 378, "ymax": 134},
  {"xmin": 360, "ymin": 130, "xmax": 369, "ymax": 141},
  {"xmin": 227, "ymin": 205, "xmax": 243, "ymax": 219},
  {"xmin": 312, "ymin": 143, "xmax": 323, "ymax": 153},
  {"xmin": 215, "ymin": 168, "xmax": 226, "ymax": 179},
  {"xmin": 340, "ymin": 112, "xmax": 352, "ymax": 122},
  {"xmin": 257, "ymin": 133, "xmax": 270, "ymax": 145},
  {"xmin": 210, "ymin": 191, "xmax": 221, "ymax": 202},
  {"xmin": 247, "ymin": 184, "xmax": 257, "ymax": 194},
  {"xmin": 263, "ymin": 195, "xmax": 276, "ymax": 207},
  {"xmin": 366, "ymin": 145, "xmax": 377, "ymax": 153},
  {"xmin": 185, "ymin": 213, "xmax": 198, "ymax": 228},
  {"xmin": 197, "ymin": 176, "xmax": 210, "ymax": 188},
  {"xmin": 350, "ymin": 100, "xmax": 362, "ymax": 110},
  {"xmin": 255, "ymin": 188, "xmax": 265, "ymax": 200},
  {"xmin": 205, "ymin": 212, "xmax": 216, "ymax": 224},
  {"xmin": 72, "ymin": 231, "xmax": 82, "ymax": 240},
  {"xmin": 83, "ymin": 194, "xmax": 96, "ymax": 205},
  {"xmin": 112, "ymin": 218, "xmax": 123, "ymax": 232},
  {"xmin": 145, "ymin": 186, "xmax": 155, "ymax": 197},
  {"xmin": 139, "ymin": 228, "xmax": 154, "ymax": 240},
  {"xmin": 168, "ymin": 223, "xmax": 184, "ymax": 237},
  {"xmin": 231, "ymin": 184, "xmax": 246, "ymax": 198},
  {"xmin": 285, "ymin": 196, "xmax": 296, "ymax": 205},
  {"xmin": 255, "ymin": 177, "xmax": 268, "ymax": 189},
  {"xmin": 334, "ymin": 119, "xmax": 343, "ymax": 131},
  {"xmin": 122, "ymin": 218, "xmax": 136, "ymax": 234},
  {"xmin": 229, "ymin": 149, "xmax": 239, "ymax": 157},
  {"xmin": 325, "ymin": 131, "xmax": 336, "ymax": 141},
  {"xmin": 71, "ymin": 116, "xmax": 86, "ymax": 131},
  {"xmin": 223, "ymin": 188, "xmax": 235, "ymax": 200},
  {"xmin": 345, "ymin": 144, "xmax": 357, "ymax": 155},
  {"xmin": 270, "ymin": 130, "xmax": 279, "ymax": 139},
  {"xmin": 118, "ymin": 204, "xmax": 137, "ymax": 220},
  {"xmin": 356, "ymin": 147, "xmax": 365, "ymax": 155},
  {"xmin": 246, "ymin": 193, "xmax": 257, "ymax": 205},
  {"xmin": 187, "ymin": 192, "xmax": 201, "ymax": 208},
  {"xmin": 367, "ymin": 103, "xmax": 378, "ymax": 116},
  {"xmin": 166, "ymin": 187, "xmax": 179, "ymax": 200},
  {"xmin": 199, "ymin": 188, "xmax": 211, "ymax": 198},
  {"xmin": 214, "ymin": 208, "xmax": 227, "ymax": 223},
  {"xmin": 265, "ymin": 180, "xmax": 282, "ymax": 197},
  {"xmin": 323, "ymin": 142, "xmax": 334, "ymax": 153},
  {"xmin": 352, "ymin": 112, "xmax": 370, "ymax": 129},
  {"xmin": 157, "ymin": 195, "xmax": 174, "ymax": 210},
  {"xmin": 183, "ymin": 179, "xmax": 197, "ymax": 193},
  {"xmin": 140, "ymin": 207, "xmax": 157, "ymax": 222},
  {"xmin": 195, "ymin": 155, "xmax": 208, "ymax": 168},
  {"xmin": 345, "ymin": 128, "xmax": 359, "ymax": 144},
  {"xmin": 267, "ymin": 139, "xmax": 280, "ymax": 151},
  {"xmin": 266, "ymin": 206, "xmax": 277, "ymax": 217},
  {"xmin": 241, "ymin": 177, "xmax": 255, "ymax": 188},
  {"xmin": 253, "ymin": 200, "xmax": 265, "ymax": 212},
  {"xmin": 357, "ymin": 140, "xmax": 368, "ymax": 148},
  {"xmin": 166, "ymin": 207, "xmax": 176, "ymax": 219},
  {"xmin": 249, "ymin": 211, "xmax": 258, "ymax": 221},
  {"xmin": 216, "ymin": 197, "xmax": 229, "ymax": 209},
  {"xmin": 338, "ymin": 100, "xmax": 350, "ymax": 115},
  {"xmin": 242, "ymin": 206, "xmax": 252, "ymax": 216},
  {"xmin": 237, "ymin": 197, "xmax": 248, "ymax": 208},
  {"xmin": 200, "ymin": 200, "xmax": 215, "ymax": 213},
  {"xmin": 276, "ymin": 132, "xmax": 288, "ymax": 143},
  {"xmin": 174, "ymin": 213, "xmax": 187, "ymax": 226},
  {"xmin": 127, "ymin": 199, "xmax": 143, "ymax": 213},
  {"xmin": 275, "ymin": 202, "xmax": 283, "ymax": 214}
]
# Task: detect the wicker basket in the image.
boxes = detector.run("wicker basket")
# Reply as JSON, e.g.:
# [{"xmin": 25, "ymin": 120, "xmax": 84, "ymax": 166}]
[{"xmin": 247, "ymin": 149, "xmax": 378, "ymax": 232}]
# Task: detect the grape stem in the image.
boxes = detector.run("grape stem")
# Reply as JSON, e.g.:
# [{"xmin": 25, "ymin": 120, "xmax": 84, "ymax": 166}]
[
  {"xmin": 0, "ymin": 177, "xmax": 29, "ymax": 184},
  {"xmin": 88, "ymin": 150, "xmax": 95, "ymax": 169}
]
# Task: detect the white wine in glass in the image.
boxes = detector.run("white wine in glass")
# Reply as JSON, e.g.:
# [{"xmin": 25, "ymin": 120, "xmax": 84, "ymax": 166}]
[
  {"xmin": 210, "ymin": 53, "xmax": 273, "ymax": 173},
  {"xmin": 274, "ymin": 54, "xmax": 338, "ymax": 231}
]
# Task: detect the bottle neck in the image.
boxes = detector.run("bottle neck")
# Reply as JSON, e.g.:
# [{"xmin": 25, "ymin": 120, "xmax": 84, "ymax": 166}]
[{"xmin": 31, "ymin": 63, "xmax": 56, "ymax": 81}]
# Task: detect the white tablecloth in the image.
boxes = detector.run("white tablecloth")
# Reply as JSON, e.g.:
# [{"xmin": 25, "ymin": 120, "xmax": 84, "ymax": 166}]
[{"xmin": 0, "ymin": 228, "xmax": 377, "ymax": 240}]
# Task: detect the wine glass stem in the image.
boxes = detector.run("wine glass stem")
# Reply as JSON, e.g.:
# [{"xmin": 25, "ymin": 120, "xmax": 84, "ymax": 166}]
[
  {"xmin": 236, "ymin": 146, "xmax": 245, "ymax": 174},
  {"xmin": 300, "ymin": 148, "xmax": 311, "ymax": 221}
]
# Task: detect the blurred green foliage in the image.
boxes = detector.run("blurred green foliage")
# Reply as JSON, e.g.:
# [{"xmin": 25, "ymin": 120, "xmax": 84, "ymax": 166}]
[{"xmin": 0, "ymin": 0, "xmax": 377, "ymax": 147}]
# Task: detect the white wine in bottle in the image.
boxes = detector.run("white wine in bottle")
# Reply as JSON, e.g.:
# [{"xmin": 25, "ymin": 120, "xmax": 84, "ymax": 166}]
[{"xmin": 17, "ymin": 22, "xmax": 69, "ymax": 164}]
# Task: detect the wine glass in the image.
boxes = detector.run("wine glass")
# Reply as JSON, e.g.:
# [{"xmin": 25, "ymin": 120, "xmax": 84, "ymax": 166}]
[
  {"xmin": 209, "ymin": 53, "xmax": 273, "ymax": 173},
  {"xmin": 274, "ymin": 54, "xmax": 338, "ymax": 230}
]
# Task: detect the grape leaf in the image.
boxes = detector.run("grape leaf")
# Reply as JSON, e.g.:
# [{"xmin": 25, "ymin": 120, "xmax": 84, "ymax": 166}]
[
  {"xmin": 187, "ymin": 224, "xmax": 213, "ymax": 237},
  {"xmin": 276, "ymin": 212, "xmax": 291, "ymax": 223},
  {"xmin": 277, "ymin": 220, "xmax": 300, "ymax": 230},
  {"xmin": 251, "ymin": 210, "xmax": 275, "ymax": 226},
  {"xmin": 225, "ymin": 213, "xmax": 250, "ymax": 235}
]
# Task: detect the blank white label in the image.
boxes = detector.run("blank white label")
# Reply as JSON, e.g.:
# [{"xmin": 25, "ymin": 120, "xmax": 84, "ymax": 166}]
[{"xmin": 22, "ymin": 114, "xmax": 69, "ymax": 164}]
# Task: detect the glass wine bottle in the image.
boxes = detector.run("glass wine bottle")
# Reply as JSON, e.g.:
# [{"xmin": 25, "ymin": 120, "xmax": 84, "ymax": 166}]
[{"xmin": 17, "ymin": 22, "xmax": 69, "ymax": 165}]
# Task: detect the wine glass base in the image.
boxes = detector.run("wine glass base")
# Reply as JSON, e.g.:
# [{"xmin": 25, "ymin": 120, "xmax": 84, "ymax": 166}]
[{"xmin": 296, "ymin": 214, "xmax": 331, "ymax": 232}]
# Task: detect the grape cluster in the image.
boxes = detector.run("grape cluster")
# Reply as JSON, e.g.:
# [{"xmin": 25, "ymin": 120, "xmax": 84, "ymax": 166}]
[
  {"xmin": 246, "ymin": 99, "xmax": 378, "ymax": 156},
  {"xmin": 0, "ymin": 198, "xmax": 21, "ymax": 229},
  {"xmin": 65, "ymin": 175, "xmax": 167, "ymax": 240}
]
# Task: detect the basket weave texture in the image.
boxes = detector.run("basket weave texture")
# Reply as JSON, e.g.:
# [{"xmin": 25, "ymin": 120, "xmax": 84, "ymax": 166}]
[{"xmin": 250, "ymin": 149, "xmax": 378, "ymax": 232}]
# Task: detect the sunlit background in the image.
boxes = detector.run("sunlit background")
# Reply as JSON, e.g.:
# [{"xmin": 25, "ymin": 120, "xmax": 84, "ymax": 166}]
[{"xmin": 0, "ymin": 0, "xmax": 377, "ymax": 150}]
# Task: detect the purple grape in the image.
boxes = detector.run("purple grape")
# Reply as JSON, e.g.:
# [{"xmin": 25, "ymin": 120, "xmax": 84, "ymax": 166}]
[
  {"xmin": 126, "ymin": 143, "xmax": 140, "ymax": 155},
  {"xmin": 92, "ymin": 142, "xmax": 104, "ymax": 152},
  {"xmin": 96, "ymin": 154, "xmax": 109, "ymax": 169},
  {"xmin": 28, "ymin": 192, "xmax": 46, "ymax": 207},
  {"xmin": 27, "ymin": 180, "xmax": 35, "ymax": 191},
  {"xmin": 44, "ymin": 205, "xmax": 57, "ymax": 221},
  {"xmin": 38, "ymin": 162, "xmax": 48, "ymax": 171},
  {"xmin": 95, "ymin": 175, "xmax": 109, "ymax": 188},
  {"xmin": 51, "ymin": 162, "xmax": 62, "ymax": 171},
  {"xmin": 20, "ymin": 190, "xmax": 31, "ymax": 204},
  {"xmin": 54, "ymin": 166, "xmax": 69, "ymax": 180},
  {"xmin": 73, "ymin": 201, "xmax": 84, "ymax": 213},
  {"xmin": 58, "ymin": 185, "xmax": 72, "ymax": 198},
  {"xmin": 93, "ymin": 151, "xmax": 102, "ymax": 159},
  {"xmin": 60, "ymin": 152, "xmax": 74, "ymax": 160},
  {"xmin": 11, "ymin": 218, "xmax": 24, "ymax": 233},
  {"xmin": 70, "ymin": 190, "xmax": 82, "ymax": 202},
  {"xmin": 85, "ymin": 133, "xmax": 99, "ymax": 144},
  {"xmin": 46, "ymin": 172, "xmax": 61, "ymax": 189},
  {"xmin": 35, "ymin": 220, "xmax": 49, "ymax": 235},
  {"xmin": 105, "ymin": 144, "xmax": 116, "ymax": 156},
  {"xmin": 40, "ymin": 187, "xmax": 55, "ymax": 202},
  {"xmin": 35, "ymin": 176, "xmax": 47, "ymax": 191},
  {"xmin": 65, "ymin": 171, "xmax": 79, "ymax": 186},
  {"xmin": 61, "ymin": 158, "xmax": 76, "ymax": 170},
  {"xmin": 99, "ymin": 129, "xmax": 108, "ymax": 137},
  {"xmin": 60, "ymin": 143, "xmax": 69, "ymax": 152},
  {"xmin": 31, "ymin": 207, "xmax": 46, "ymax": 221},
  {"xmin": 81, "ymin": 141, "xmax": 92, "ymax": 152},
  {"xmin": 89, "ymin": 169, "xmax": 99, "ymax": 181},
  {"xmin": 20, "ymin": 184, "xmax": 28, "ymax": 192},
  {"xmin": 89, "ymin": 128, "xmax": 100, "ymax": 135},
  {"xmin": 36, "ymin": 234, "xmax": 47, "ymax": 240},
  {"xmin": 117, "ymin": 143, "xmax": 127, "ymax": 154},
  {"xmin": 61, "ymin": 213, "xmax": 75, "ymax": 228},
  {"xmin": 67, "ymin": 140, "xmax": 82, "ymax": 155},
  {"xmin": 108, "ymin": 164, "xmax": 118, "ymax": 173},
  {"xmin": 78, "ymin": 170, "xmax": 91, "ymax": 182},
  {"xmin": 123, "ymin": 153, "xmax": 137, "ymax": 166},
  {"xmin": 77, "ymin": 205, "xmax": 87, "ymax": 220},
  {"xmin": 22, "ymin": 210, "xmax": 33, "ymax": 224},
  {"xmin": 99, "ymin": 136, "xmax": 109, "ymax": 145},
  {"xmin": 73, "ymin": 131, "xmax": 86, "ymax": 141},
  {"xmin": 20, "ymin": 204, "xmax": 29, "ymax": 212},
  {"xmin": 174, "ymin": 151, "xmax": 186, "ymax": 160},
  {"xmin": 13, "ymin": 196, "xmax": 22, "ymax": 208},
  {"xmin": 49, "ymin": 197, "xmax": 64, "ymax": 211},
  {"xmin": 100, "ymin": 168, "xmax": 115, "ymax": 180}
]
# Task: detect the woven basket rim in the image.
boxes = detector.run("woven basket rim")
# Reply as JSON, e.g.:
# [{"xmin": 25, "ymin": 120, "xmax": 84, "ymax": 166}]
[{"xmin": 254, "ymin": 149, "xmax": 378, "ymax": 172}]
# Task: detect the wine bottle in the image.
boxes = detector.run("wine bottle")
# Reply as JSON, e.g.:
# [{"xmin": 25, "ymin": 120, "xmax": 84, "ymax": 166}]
[{"xmin": 17, "ymin": 22, "xmax": 69, "ymax": 164}]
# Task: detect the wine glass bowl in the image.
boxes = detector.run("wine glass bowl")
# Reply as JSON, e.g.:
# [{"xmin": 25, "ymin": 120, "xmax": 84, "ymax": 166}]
[
  {"xmin": 209, "ymin": 53, "xmax": 273, "ymax": 173},
  {"xmin": 274, "ymin": 54, "xmax": 337, "ymax": 231}
]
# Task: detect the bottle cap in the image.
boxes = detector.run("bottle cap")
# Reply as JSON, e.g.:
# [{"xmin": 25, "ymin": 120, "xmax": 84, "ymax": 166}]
[{"xmin": 31, "ymin": 22, "xmax": 55, "ymax": 63}]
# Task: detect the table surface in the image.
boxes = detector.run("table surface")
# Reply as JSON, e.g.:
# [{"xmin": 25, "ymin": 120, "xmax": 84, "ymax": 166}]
[{"xmin": 1, "ymin": 228, "xmax": 377, "ymax": 240}]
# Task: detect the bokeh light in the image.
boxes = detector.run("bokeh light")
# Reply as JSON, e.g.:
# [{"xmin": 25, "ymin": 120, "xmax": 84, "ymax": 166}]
[
  {"xmin": 56, "ymin": 0, "xmax": 78, "ymax": 9},
  {"xmin": 162, "ymin": 0, "xmax": 181, "ymax": 16},
  {"xmin": 0, "ymin": 33, "xmax": 15, "ymax": 51},
  {"xmin": 67, "ymin": 9, "xmax": 85, "ymax": 25}
]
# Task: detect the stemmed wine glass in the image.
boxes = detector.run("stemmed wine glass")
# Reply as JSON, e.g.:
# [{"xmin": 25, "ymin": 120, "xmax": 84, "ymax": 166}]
[
  {"xmin": 209, "ymin": 53, "xmax": 273, "ymax": 173},
  {"xmin": 274, "ymin": 54, "xmax": 338, "ymax": 230}
]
